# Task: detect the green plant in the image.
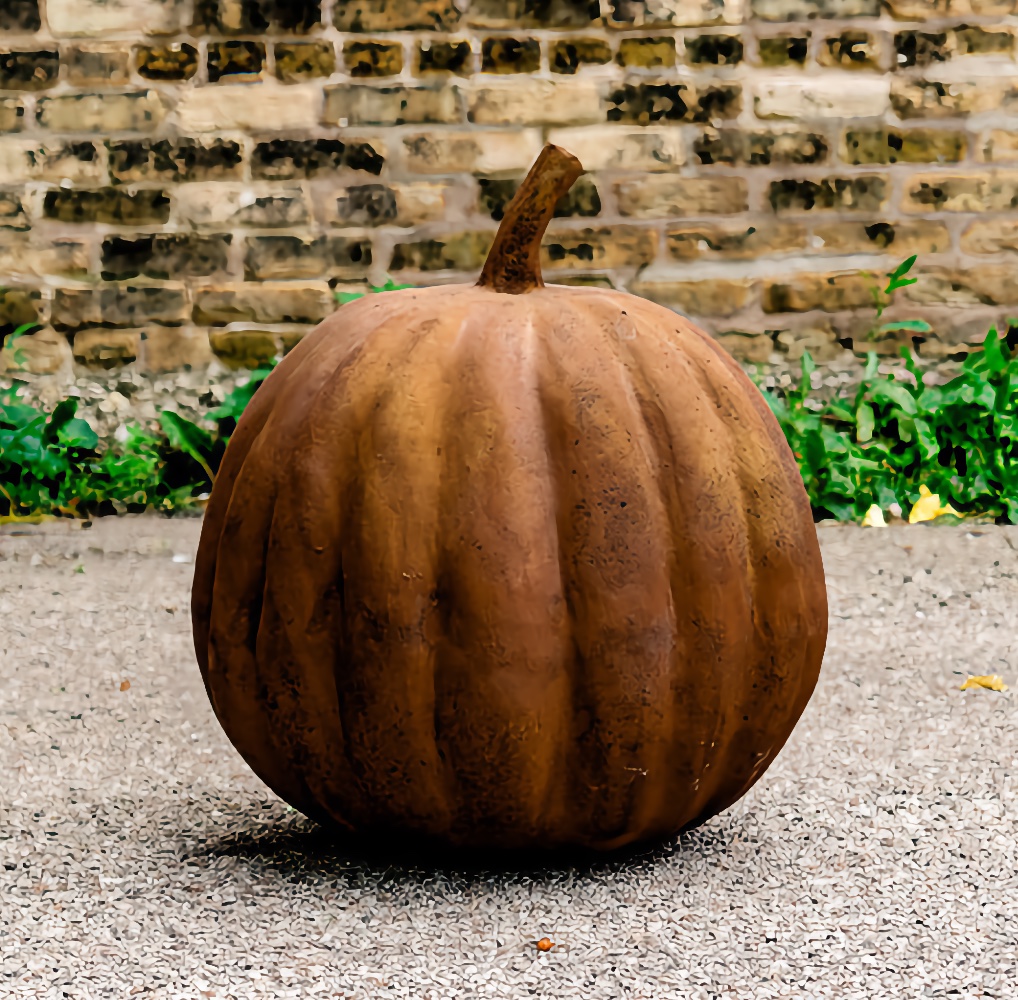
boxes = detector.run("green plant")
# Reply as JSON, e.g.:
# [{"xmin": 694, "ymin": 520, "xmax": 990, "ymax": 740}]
[
  {"xmin": 862, "ymin": 255, "xmax": 933, "ymax": 344},
  {"xmin": 334, "ymin": 277, "xmax": 414, "ymax": 305}
]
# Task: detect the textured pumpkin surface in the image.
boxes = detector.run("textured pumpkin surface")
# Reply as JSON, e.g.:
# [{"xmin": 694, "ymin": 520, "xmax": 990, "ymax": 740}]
[{"xmin": 192, "ymin": 281, "xmax": 828, "ymax": 851}]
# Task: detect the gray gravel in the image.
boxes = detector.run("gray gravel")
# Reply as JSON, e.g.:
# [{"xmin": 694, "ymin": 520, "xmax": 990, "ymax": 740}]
[{"xmin": 2, "ymin": 516, "xmax": 1016, "ymax": 999}]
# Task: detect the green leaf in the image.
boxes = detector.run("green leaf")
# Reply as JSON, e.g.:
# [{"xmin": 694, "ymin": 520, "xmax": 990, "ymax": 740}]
[
  {"xmin": 160, "ymin": 411, "xmax": 215, "ymax": 484},
  {"xmin": 982, "ymin": 327, "xmax": 1008, "ymax": 374},
  {"xmin": 335, "ymin": 290, "xmax": 366, "ymax": 305},
  {"xmin": 856, "ymin": 402, "xmax": 875, "ymax": 443},
  {"xmin": 42, "ymin": 398, "xmax": 78, "ymax": 444},
  {"xmin": 58, "ymin": 417, "xmax": 98, "ymax": 450},
  {"xmin": 879, "ymin": 319, "xmax": 933, "ymax": 334},
  {"xmin": 885, "ymin": 255, "xmax": 919, "ymax": 295}
]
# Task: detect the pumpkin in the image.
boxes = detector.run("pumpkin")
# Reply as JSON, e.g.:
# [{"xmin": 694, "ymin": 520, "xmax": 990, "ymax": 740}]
[{"xmin": 191, "ymin": 145, "xmax": 827, "ymax": 853}]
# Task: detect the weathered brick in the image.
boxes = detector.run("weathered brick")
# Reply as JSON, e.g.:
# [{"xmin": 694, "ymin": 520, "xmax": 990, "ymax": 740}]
[
  {"xmin": 64, "ymin": 44, "xmax": 130, "ymax": 85},
  {"xmin": 0, "ymin": 191, "xmax": 30, "ymax": 229},
  {"xmin": 813, "ymin": 220, "xmax": 950, "ymax": 254},
  {"xmin": 755, "ymin": 78, "xmax": 889, "ymax": 119},
  {"xmin": 618, "ymin": 37, "xmax": 676, "ymax": 68},
  {"xmin": 769, "ymin": 176, "xmax": 887, "ymax": 213},
  {"xmin": 36, "ymin": 91, "xmax": 168, "ymax": 132},
  {"xmin": 666, "ymin": 222, "xmax": 808, "ymax": 260},
  {"xmin": 980, "ymin": 130, "xmax": 1018, "ymax": 163},
  {"xmin": 616, "ymin": 176, "xmax": 748, "ymax": 217},
  {"xmin": 479, "ymin": 175, "xmax": 600, "ymax": 220},
  {"xmin": 0, "ymin": 99, "xmax": 26, "ymax": 133},
  {"xmin": 0, "ymin": 237, "xmax": 90, "ymax": 277},
  {"xmin": 712, "ymin": 331, "xmax": 775, "ymax": 363},
  {"xmin": 0, "ymin": 0, "xmax": 41, "ymax": 31},
  {"xmin": 52, "ymin": 284, "xmax": 190, "ymax": 329},
  {"xmin": 73, "ymin": 329, "xmax": 141, "ymax": 369},
  {"xmin": 324, "ymin": 84, "xmax": 462, "ymax": 126},
  {"xmin": 954, "ymin": 25, "xmax": 1014, "ymax": 56},
  {"xmin": 207, "ymin": 41, "xmax": 265, "ymax": 82},
  {"xmin": 0, "ymin": 50, "xmax": 59, "ymax": 90},
  {"xmin": 900, "ymin": 266, "xmax": 1018, "ymax": 308},
  {"xmin": 694, "ymin": 128, "xmax": 827, "ymax": 166},
  {"xmin": 546, "ymin": 125, "xmax": 685, "ymax": 170},
  {"xmin": 174, "ymin": 184, "xmax": 309, "ymax": 228},
  {"xmin": 469, "ymin": 0, "xmax": 603, "ymax": 28},
  {"xmin": 550, "ymin": 37, "xmax": 612, "ymax": 73},
  {"xmin": 136, "ymin": 43, "xmax": 198, "ymax": 81},
  {"xmin": 417, "ymin": 39, "xmax": 473, "ymax": 75},
  {"xmin": 894, "ymin": 31, "xmax": 949, "ymax": 69},
  {"xmin": 335, "ymin": 0, "xmax": 461, "ymax": 31},
  {"xmin": 890, "ymin": 80, "xmax": 1017, "ymax": 119},
  {"xmin": 176, "ymin": 84, "xmax": 320, "ymax": 131},
  {"xmin": 0, "ymin": 287, "xmax": 41, "ymax": 329},
  {"xmin": 482, "ymin": 37, "xmax": 542, "ymax": 74},
  {"xmin": 469, "ymin": 79, "xmax": 601, "ymax": 126},
  {"xmin": 345, "ymin": 40, "xmax": 404, "ymax": 77},
  {"xmin": 762, "ymin": 272, "xmax": 875, "ymax": 313},
  {"xmin": 243, "ymin": 236, "xmax": 372, "ymax": 280},
  {"xmin": 274, "ymin": 41, "xmax": 336, "ymax": 82},
  {"xmin": 772, "ymin": 320, "xmax": 842, "ymax": 362},
  {"xmin": 960, "ymin": 220, "xmax": 1018, "ymax": 254},
  {"xmin": 2, "ymin": 327, "xmax": 72, "ymax": 376},
  {"xmin": 630, "ymin": 276, "xmax": 752, "ymax": 317},
  {"xmin": 193, "ymin": 283, "xmax": 333, "ymax": 325},
  {"xmin": 751, "ymin": 0, "xmax": 880, "ymax": 18},
  {"xmin": 552, "ymin": 274, "xmax": 617, "ymax": 289},
  {"xmin": 607, "ymin": 81, "xmax": 742, "ymax": 124},
  {"xmin": 334, "ymin": 182, "xmax": 448, "ymax": 227},
  {"xmin": 820, "ymin": 31, "xmax": 881, "ymax": 70},
  {"xmin": 252, "ymin": 138, "xmax": 384, "ymax": 179},
  {"xmin": 101, "ymin": 234, "xmax": 233, "ymax": 280},
  {"xmin": 44, "ymin": 187, "xmax": 171, "ymax": 225},
  {"xmin": 108, "ymin": 138, "xmax": 243, "ymax": 183},
  {"xmin": 684, "ymin": 33, "xmax": 743, "ymax": 65},
  {"xmin": 208, "ymin": 329, "xmax": 280, "ymax": 369},
  {"xmin": 403, "ymin": 130, "xmax": 543, "ymax": 173},
  {"xmin": 139, "ymin": 327, "xmax": 212, "ymax": 373},
  {"xmin": 756, "ymin": 35, "xmax": 808, "ymax": 67},
  {"xmin": 541, "ymin": 226, "xmax": 657, "ymax": 270},
  {"xmin": 885, "ymin": 0, "xmax": 1015, "ymax": 18},
  {"xmin": 390, "ymin": 232, "xmax": 494, "ymax": 271},
  {"xmin": 0, "ymin": 139, "xmax": 101, "ymax": 182},
  {"xmin": 607, "ymin": 0, "xmax": 726, "ymax": 28},
  {"xmin": 194, "ymin": 0, "xmax": 320, "ymax": 34},
  {"xmin": 48, "ymin": 0, "xmax": 189, "ymax": 35},
  {"xmin": 903, "ymin": 172, "xmax": 1018, "ymax": 213},
  {"xmin": 841, "ymin": 127, "xmax": 966, "ymax": 165}
]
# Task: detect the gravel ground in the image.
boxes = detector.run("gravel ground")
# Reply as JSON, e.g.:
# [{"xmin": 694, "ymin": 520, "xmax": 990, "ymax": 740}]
[{"xmin": 2, "ymin": 516, "xmax": 1016, "ymax": 999}]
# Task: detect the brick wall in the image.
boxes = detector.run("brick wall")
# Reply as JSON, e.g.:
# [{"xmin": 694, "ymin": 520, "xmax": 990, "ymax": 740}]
[{"xmin": 3, "ymin": 0, "xmax": 1018, "ymax": 379}]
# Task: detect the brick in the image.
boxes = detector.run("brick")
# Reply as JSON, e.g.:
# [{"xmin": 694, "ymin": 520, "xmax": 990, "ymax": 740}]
[
  {"xmin": 335, "ymin": 0, "xmax": 461, "ymax": 31},
  {"xmin": 885, "ymin": 0, "xmax": 1015, "ymax": 18},
  {"xmin": 694, "ymin": 129, "xmax": 827, "ymax": 166},
  {"xmin": 64, "ymin": 44, "xmax": 131, "ymax": 85},
  {"xmin": 176, "ymin": 84, "xmax": 320, "ymax": 132},
  {"xmin": 44, "ymin": 187, "xmax": 171, "ymax": 225},
  {"xmin": 36, "ymin": 91, "xmax": 168, "ymax": 132},
  {"xmin": 193, "ymin": 283, "xmax": 334, "ymax": 325},
  {"xmin": 2, "ymin": 327, "xmax": 72, "ymax": 376},
  {"xmin": 618, "ymin": 37, "xmax": 676, "ymax": 68},
  {"xmin": 274, "ymin": 42, "xmax": 336, "ymax": 82},
  {"xmin": 768, "ymin": 176, "xmax": 887, "ymax": 213},
  {"xmin": 755, "ymin": 78, "xmax": 889, "ymax": 119},
  {"xmin": 207, "ymin": 41, "xmax": 265, "ymax": 82},
  {"xmin": 712, "ymin": 331, "xmax": 774, "ymax": 363},
  {"xmin": 174, "ymin": 184, "xmax": 309, "ymax": 228},
  {"xmin": 345, "ymin": 40, "xmax": 404, "ymax": 77},
  {"xmin": 0, "ymin": 237, "xmax": 90, "ymax": 277},
  {"xmin": 208, "ymin": 329, "xmax": 280, "ymax": 369},
  {"xmin": 390, "ymin": 232, "xmax": 494, "ymax": 272},
  {"xmin": 468, "ymin": 79, "xmax": 601, "ymax": 126},
  {"xmin": 0, "ymin": 191, "xmax": 29, "ymax": 229},
  {"xmin": 607, "ymin": 0, "xmax": 726, "ymax": 28},
  {"xmin": 0, "ymin": 50, "xmax": 59, "ymax": 90},
  {"xmin": 417, "ymin": 40, "xmax": 473, "ymax": 75},
  {"xmin": 813, "ymin": 220, "xmax": 950, "ymax": 255},
  {"xmin": 52, "ymin": 284, "xmax": 190, "ymax": 329},
  {"xmin": 894, "ymin": 31, "xmax": 948, "ymax": 69},
  {"xmin": 403, "ymin": 130, "xmax": 543, "ymax": 174},
  {"xmin": 820, "ymin": 31, "xmax": 881, "ymax": 70},
  {"xmin": 981, "ymin": 130, "xmax": 1018, "ymax": 163},
  {"xmin": 479, "ymin": 176, "xmax": 600, "ymax": 220},
  {"xmin": 482, "ymin": 37, "xmax": 542, "ymax": 74},
  {"xmin": 616, "ymin": 176, "xmax": 748, "ymax": 217},
  {"xmin": 550, "ymin": 38, "xmax": 612, "ymax": 74},
  {"xmin": 762, "ymin": 272, "xmax": 875, "ymax": 313},
  {"xmin": 757, "ymin": 35, "xmax": 808, "ymax": 67},
  {"xmin": 546, "ymin": 125, "xmax": 685, "ymax": 171},
  {"xmin": 48, "ymin": 0, "xmax": 189, "ymax": 35},
  {"xmin": 684, "ymin": 34, "xmax": 744, "ymax": 66},
  {"xmin": 194, "ymin": 0, "xmax": 320, "ymax": 33},
  {"xmin": 108, "ymin": 138, "xmax": 243, "ymax": 183},
  {"xmin": 101, "ymin": 234, "xmax": 233, "ymax": 281},
  {"xmin": 552, "ymin": 274, "xmax": 617, "ymax": 289},
  {"xmin": 903, "ymin": 172, "xmax": 1018, "ymax": 213},
  {"xmin": 542, "ymin": 226, "xmax": 656, "ymax": 270},
  {"xmin": 772, "ymin": 321, "xmax": 842, "ymax": 362},
  {"xmin": 842, "ymin": 128, "xmax": 966, "ymax": 165},
  {"xmin": 469, "ymin": 0, "xmax": 603, "ymax": 28},
  {"xmin": 666, "ymin": 222, "xmax": 808, "ymax": 260},
  {"xmin": 139, "ymin": 327, "xmax": 212, "ymax": 373},
  {"xmin": 243, "ymin": 236, "xmax": 372, "ymax": 280},
  {"xmin": 334, "ymin": 182, "xmax": 448, "ymax": 226},
  {"xmin": 630, "ymin": 276, "xmax": 752, "ymax": 317},
  {"xmin": 890, "ymin": 80, "xmax": 1017, "ymax": 119},
  {"xmin": 0, "ymin": 287, "xmax": 41, "ymax": 328},
  {"xmin": 324, "ymin": 84, "xmax": 462, "ymax": 126},
  {"xmin": 73, "ymin": 329, "xmax": 141, "ymax": 369},
  {"xmin": 0, "ymin": 99, "xmax": 26, "ymax": 133},
  {"xmin": 0, "ymin": 139, "xmax": 101, "ymax": 182},
  {"xmin": 961, "ymin": 220, "xmax": 1018, "ymax": 254},
  {"xmin": 0, "ymin": 1, "xmax": 40, "ymax": 31},
  {"xmin": 135, "ymin": 43, "xmax": 199, "ymax": 81},
  {"xmin": 954, "ymin": 26, "xmax": 1014, "ymax": 56},
  {"xmin": 252, "ymin": 138, "xmax": 383, "ymax": 179},
  {"xmin": 901, "ymin": 267, "xmax": 1018, "ymax": 308},
  {"xmin": 751, "ymin": 0, "xmax": 880, "ymax": 18},
  {"xmin": 607, "ymin": 81, "xmax": 741, "ymax": 124}
]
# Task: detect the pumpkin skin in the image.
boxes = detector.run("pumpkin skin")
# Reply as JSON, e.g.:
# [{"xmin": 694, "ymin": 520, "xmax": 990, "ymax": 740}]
[{"xmin": 192, "ymin": 147, "xmax": 827, "ymax": 852}]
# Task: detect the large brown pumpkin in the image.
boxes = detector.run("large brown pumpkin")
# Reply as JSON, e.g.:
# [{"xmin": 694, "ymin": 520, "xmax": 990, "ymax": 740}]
[{"xmin": 192, "ymin": 146, "xmax": 827, "ymax": 853}]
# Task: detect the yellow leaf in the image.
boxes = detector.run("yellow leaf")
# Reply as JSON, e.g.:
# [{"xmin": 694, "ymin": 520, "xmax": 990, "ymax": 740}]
[
  {"xmin": 959, "ymin": 674, "xmax": 1008, "ymax": 692},
  {"xmin": 909, "ymin": 485, "xmax": 962, "ymax": 523},
  {"xmin": 861, "ymin": 504, "xmax": 887, "ymax": 527}
]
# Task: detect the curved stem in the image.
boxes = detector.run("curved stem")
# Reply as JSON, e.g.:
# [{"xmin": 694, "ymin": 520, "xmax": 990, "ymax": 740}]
[{"xmin": 476, "ymin": 144, "xmax": 584, "ymax": 295}]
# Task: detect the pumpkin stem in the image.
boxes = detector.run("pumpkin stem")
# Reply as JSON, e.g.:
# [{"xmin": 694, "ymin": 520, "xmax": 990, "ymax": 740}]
[{"xmin": 476, "ymin": 144, "xmax": 584, "ymax": 295}]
